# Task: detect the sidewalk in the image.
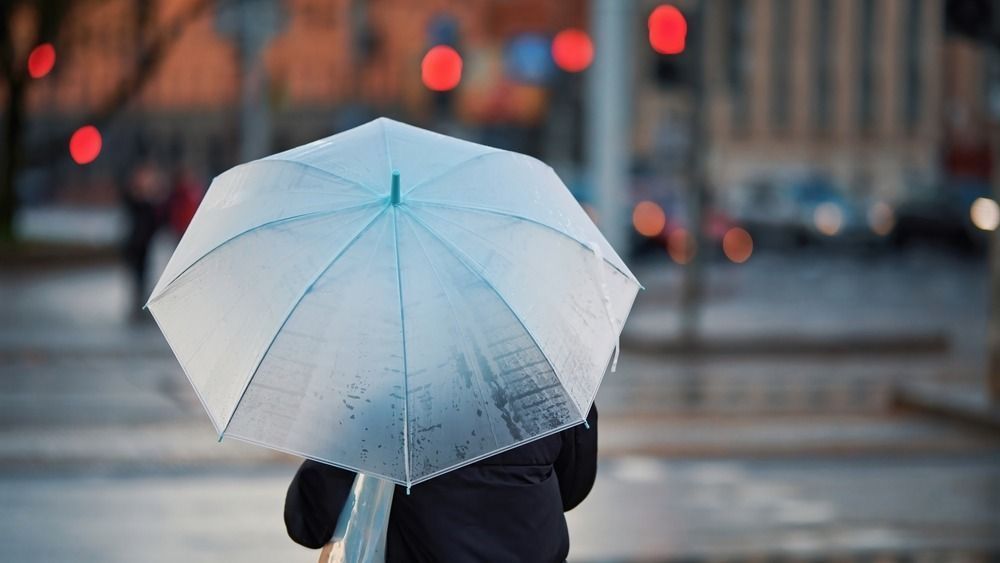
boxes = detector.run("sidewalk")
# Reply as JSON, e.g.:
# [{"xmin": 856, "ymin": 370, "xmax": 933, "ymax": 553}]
[{"xmin": 3, "ymin": 455, "xmax": 998, "ymax": 563}]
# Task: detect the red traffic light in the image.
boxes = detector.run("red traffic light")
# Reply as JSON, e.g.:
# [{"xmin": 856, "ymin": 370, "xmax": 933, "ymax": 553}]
[
  {"xmin": 28, "ymin": 43, "xmax": 56, "ymax": 79},
  {"xmin": 69, "ymin": 125, "xmax": 102, "ymax": 165},
  {"xmin": 421, "ymin": 45, "xmax": 463, "ymax": 91},
  {"xmin": 648, "ymin": 5, "xmax": 687, "ymax": 55},
  {"xmin": 551, "ymin": 29, "xmax": 594, "ymax": 73}
]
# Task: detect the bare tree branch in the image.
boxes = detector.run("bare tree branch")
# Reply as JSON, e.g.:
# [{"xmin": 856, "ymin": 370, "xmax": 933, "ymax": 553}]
[
  {"xmin": 89, "ymin": 0, "xmax": 215, "ymax": 126},
  {"xmin": 2, "ymin": 0, "xmax": 218, "ymax": 240},
  {"xmin": 22, "ymin": 0, "xmax": 217, "ymax": 168}
]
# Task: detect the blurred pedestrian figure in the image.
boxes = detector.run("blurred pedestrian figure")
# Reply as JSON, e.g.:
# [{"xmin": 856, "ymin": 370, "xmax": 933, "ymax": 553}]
[
  {"xmin": 121, "ymin": 158, "xmax": 169, "ymax": 318},
  {"xmin": 284, "ymin": 404, "xmax": 598, "ymax": 562},
  {"xmin": 167, "ymin": 166, "xmax": 204, "ymax": 240}
]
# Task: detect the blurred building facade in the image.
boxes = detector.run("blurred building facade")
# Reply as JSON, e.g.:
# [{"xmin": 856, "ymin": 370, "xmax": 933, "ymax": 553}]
[
  {"xmin": 10, "ymin": 0, "xmax": 998, "ymax": 209},
  {"xmin": 634, "ymin": 0, "xmax": 995, "ymax": 205},
  {"xmin": 15, "ymin": 0, "xmax": 585, "ymax": 205}
]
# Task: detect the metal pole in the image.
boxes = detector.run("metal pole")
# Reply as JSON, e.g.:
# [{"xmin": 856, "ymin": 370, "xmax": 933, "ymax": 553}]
[
  {"xmin": 587, "ymin": 0, "xmax": 633, "ymax": 254},
  {"xmin": 237, "ymin": 0, "xmax": 280, "ymax": 162},
  {"xmin": 679, "ymin": 3, "xmax": 707, "ymax": 344}
]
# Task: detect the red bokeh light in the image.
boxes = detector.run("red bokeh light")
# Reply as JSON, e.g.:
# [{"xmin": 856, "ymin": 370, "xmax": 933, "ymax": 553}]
[
  {"xmin": 421, "ymin": 46, "xmax": 463, "ymax": 91},
  {"xmin": 552, "ymin": 29, "xmax": 594, "ymax": 73},
  {"xmin": 722, "ymin": 227, "xmax": 754, "ymax": 263},
  {"xmin": 648, "ymin": 5, "xmax": 687, "ymax": 55},
  {"xmin": 27, "ymin": 43, "xmax": 56, "ymax": 79},
  {"xmin": 632, "ymin": 201, "xmax": 666, "ymax": 237},
  {"xmin": 69, "ymin": 125, "xmax": 102, "ymax": 165}
]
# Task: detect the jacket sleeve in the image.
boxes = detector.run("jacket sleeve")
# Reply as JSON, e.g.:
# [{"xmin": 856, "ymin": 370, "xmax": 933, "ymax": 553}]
[
  {"xmin": 284, "ymin": 460, "xmax": 357, "ymax": 549},
  {"xmin": 553, "ymin": 402, "xmax": 598, "ymax": 511}
]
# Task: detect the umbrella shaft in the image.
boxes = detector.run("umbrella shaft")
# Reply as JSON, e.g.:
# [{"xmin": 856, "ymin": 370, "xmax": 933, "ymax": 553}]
[{"xmin": 324, "ymin": 473, "xmax": 395, "ymax": 563}]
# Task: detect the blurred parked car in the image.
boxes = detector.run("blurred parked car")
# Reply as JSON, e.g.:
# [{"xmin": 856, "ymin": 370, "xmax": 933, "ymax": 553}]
[
  {"xmin": 726, "ymin": 175, "xmax": 885, "ymax": 247},
  {"xmin": 890, "ymin": 180, "xmax": 991, "ymax": 251}
]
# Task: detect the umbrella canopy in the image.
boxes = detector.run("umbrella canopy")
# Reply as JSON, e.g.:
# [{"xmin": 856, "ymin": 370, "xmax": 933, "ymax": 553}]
[{"xmin": 147, "ymin": 117, "xmax": 640, "ymax": 488}]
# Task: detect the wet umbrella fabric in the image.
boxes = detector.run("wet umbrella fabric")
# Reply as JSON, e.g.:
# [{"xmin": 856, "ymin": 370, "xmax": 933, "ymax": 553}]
[{"xmin": 146, "ymin": 117, "xmax": 640, "ymax": 489}]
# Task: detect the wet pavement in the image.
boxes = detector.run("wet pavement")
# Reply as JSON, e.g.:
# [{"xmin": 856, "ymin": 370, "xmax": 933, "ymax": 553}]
[
  {"xmin": 570, "ymin": 453, "xmax": 1000, "ymax": 561},
  {"xmin": 2, "ymin": 249, "xmax": 999, "ymax": 561},
  {"xmin": 2, "ymin": 454, "xmax": 998, "ymax": 563}
]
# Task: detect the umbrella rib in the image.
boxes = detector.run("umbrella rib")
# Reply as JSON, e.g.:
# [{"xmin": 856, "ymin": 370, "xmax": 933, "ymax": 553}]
[
  {"xmin": 219, "ymin": 204, "xmax": 390, "ymax": 439},
  {"xmin": 262, "ymin": 158, "xmax": 383, "ymax": 197},
  {"xmin": 380, "ymin": 118, "xmax": 395, "ymax": 176},
  {"xmin": 401, "ymin": 208, "xmax": 588, "ymax": 423},
  {"xmin": 400, "ymin": 151, "xmax": 506, "ymax": 198},
  {"xmin": 399, "ymin": 213, "xmax": 502, "ymax": 451},
  {"xmin": 147, "ymin": 200, "xmax": 384, "ymax": 305},
  {"xmin": 406, "ymin": 199, "xmax": 640, "ymax": 287},
  {"xmin": 390, "ymin": 208, "xmax": 412, "ymax": 489}
]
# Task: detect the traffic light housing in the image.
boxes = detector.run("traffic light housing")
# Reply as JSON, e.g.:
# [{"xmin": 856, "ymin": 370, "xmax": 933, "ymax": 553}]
[
  {"xmin": 946, "ymin": 0, "xmax": 1000, "ymax": 46},
  {"xmin": 649, "ymin": 5, "xmax": 687, "ymax": 89}
]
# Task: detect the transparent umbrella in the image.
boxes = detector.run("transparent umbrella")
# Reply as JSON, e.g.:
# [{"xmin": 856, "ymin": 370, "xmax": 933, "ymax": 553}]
[{"xmin": 147, "ymin": 117, "xmax": 640, "ymax": 559}]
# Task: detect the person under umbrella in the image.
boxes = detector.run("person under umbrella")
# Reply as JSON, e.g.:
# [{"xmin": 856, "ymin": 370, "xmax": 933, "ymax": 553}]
[
  {"xmin": 285, "ymin": 404, "xmax": 597, "ymax": 562},
  {"xmin": 145, "ymin": 118, "xmax": 639, "ymax": 562}
]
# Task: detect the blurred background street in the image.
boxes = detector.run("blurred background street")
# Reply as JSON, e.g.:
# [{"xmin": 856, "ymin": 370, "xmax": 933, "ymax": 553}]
[
  {"xmin": 3, "ymin": 247, "xmax": 999, "ymax": 562},
  {"xmin": 3, "ymin": 0, "xmax": 1000, "ymax": 561}
]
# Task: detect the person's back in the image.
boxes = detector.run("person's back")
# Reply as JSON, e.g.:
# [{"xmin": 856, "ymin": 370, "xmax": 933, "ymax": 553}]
[{"xmin": 284, "ymin": 405, "xmax": 598, "ymax": 562}]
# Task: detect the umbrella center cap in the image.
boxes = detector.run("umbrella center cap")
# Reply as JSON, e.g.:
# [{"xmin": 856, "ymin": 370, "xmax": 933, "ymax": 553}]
[{"xmin": 390, "ymin": 171, "xmax": 401, "ymax": 205}]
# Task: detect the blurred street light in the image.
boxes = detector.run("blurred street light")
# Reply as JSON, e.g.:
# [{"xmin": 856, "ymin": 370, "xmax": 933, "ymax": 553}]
[
  {"xmin": 27, "ymin": 43, "xmax": 56, "ymax": 79},
  {"xmin": 971, "ymin": 197, "xmax": 1000, "ymax": 231},
  {"xmin": 722, "ymin": 228, "xmax": 753, "ymax": 263},
  {"xmin": 648, "ymin": 5, "xmax": 687, "ymax": 55},
  {"xmin": 69, "ymin": 125, "xmax": 101, "ymax": 165},
  {"xmin": 552, "ymin": 29, "xmax": 594, "ymax": 73},
  {"xmin": 632, "ymin": 200, "xmax": 666, "ymax": 237},
  {"xmin": 868, "ymin": 202, "xmax": 895, "ymax": 236},
  {"xmin": 421, "ymin": 45, "xmax": 463, "ymax": 92},
  {"xmin": 814, "ymin": 202, "xmax": 844, "ymax": 236}
]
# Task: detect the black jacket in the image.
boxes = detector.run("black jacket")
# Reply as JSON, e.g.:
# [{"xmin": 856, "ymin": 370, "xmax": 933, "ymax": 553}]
[{"xmin": 285, "ymin": 404, "xmax": 598, "ymax": 562}]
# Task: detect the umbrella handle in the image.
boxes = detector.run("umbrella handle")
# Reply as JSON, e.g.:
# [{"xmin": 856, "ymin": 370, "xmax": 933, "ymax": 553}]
[{"xmin": 319, "ymin": 473, "xmax": 396, "ymax": 563}]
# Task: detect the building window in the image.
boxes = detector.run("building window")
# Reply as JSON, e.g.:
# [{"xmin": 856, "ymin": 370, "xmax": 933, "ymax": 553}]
[
  {"xmin": 857, "ymin": 0, "xmax": 876, "ymax": 135},
  {"xmin": 902, "ymin": 0, "xmax": 923, "ymax": 133},
  {"xmin": 813, "ymin": 0, "xmax": 833, "ymax": 134},
  {"xmin": 771, "ymin": 0, "xmax": 792, "ymax": 133},
  {"xmin": 726, "ymin": 0, "xmax": 751, "ymax": 135}
]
